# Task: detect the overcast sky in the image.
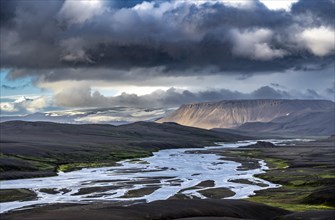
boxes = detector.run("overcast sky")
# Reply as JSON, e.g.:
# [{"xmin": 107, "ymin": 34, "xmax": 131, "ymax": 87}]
[{"xmin": 0, "ymin": 0, "xmax": 334, "ymax": 115}]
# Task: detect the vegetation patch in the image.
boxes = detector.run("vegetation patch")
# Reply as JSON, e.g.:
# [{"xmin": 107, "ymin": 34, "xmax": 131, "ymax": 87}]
[
  {"xmin": 264, "ymin": 158, "xmax": 289, "ymax": 169},
  {"xmin": 198, "ymin": 187, "xmax": 236, "ymax": 199},
  {"xmin": 120, "ymin": 187, "xmax": 159, "ymax": 198},
  {"xmin": 222, "ymin": 144, "xmax": 335, "ymax": 212},
  {"xmin": 1, "ymin": 121, "xmax": 239, "ymax": 180},
  {"xmin": 58, "ymin": 162, "xmax": 116, "ymax": 172},
  {"xmin": 228, "ymin": 178, "xmax": 268, "ymax": 187},
  {"xmin": 39, "ymin": 188, "xmax": 59, "ymax": 194},
  {"xmin": 0, "ymin": 189, "xmax": 37, "ymax": 202}
]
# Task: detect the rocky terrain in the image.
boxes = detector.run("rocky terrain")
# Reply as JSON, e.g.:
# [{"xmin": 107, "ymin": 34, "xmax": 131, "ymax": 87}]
[{"xmin": 158, "ymin": 99, "xmax": 334, "ymax": 136}]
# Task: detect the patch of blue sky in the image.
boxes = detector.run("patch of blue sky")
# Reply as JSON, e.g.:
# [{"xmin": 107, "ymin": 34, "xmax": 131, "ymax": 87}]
[
  {"xmin": 0, "ymin": 70, "xmax": 51, "ymax": 100},
  {"xmin": 0, "ymin": 97, "xmax": 16, "ymax": 102}
]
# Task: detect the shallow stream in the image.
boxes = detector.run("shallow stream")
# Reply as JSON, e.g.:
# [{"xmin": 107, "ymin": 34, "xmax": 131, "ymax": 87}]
[{"xmin": 0, "ymin": 140, "xmax": 291, "ymax": 213}]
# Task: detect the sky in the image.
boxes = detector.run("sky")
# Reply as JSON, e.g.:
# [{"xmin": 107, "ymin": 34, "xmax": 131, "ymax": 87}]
[{"xmin": 0, "ymin": 0, "xmax": 334, "ymax": 115}]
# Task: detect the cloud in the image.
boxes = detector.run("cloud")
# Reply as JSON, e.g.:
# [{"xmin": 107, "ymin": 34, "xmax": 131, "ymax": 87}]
[
  {"xmin": 53, "ymin": 85, "xmax": 326, "ymax": 109},
  {"xmin": 291, "ymin": 0, "xmax": 335, "ymax": 26},
  {"xmin": 231, "ymin": 28, "xmax": 287, "ymax": 60},
  {"xmin": 58, "ymin": 0, "xmax": 105, "ymax": 26},
  {"xmin": 1, "ymin": 84, "xmax": 329, "ymax": 115},
  {"xmin": 260, "ymin": 0, "xmax": 298, "ymax": 11},
  {"xmin": 0, "ymin": 0, "xmax": 334, "ymax": 82},
  {"xmin": 59, "ymin": 37, "xmax": 95, "ymax": 63},
  {"xmin": 298, "ymin": 26, "xmax": 335, "ymax": 56},
  {"xmin": 0, "ymin": 102, "xmax": 17, "ymax": 113},
  {"xmin": 270, "ymin": 83, "xmax": 286, "ymax": 89},
  {"xmin": 0, "ymin": 96, "xmax": 49, "ymax": 114},
  {"xmin": 251, "ymin": 86, "xmax": 291, "ymax": 99}
]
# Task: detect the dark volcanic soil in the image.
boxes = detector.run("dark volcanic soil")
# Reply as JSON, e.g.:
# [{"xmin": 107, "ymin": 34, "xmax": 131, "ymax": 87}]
[
  {"xmin": 0, "ymin": 121, "xmax": 244, "ymax": 180},
  {"xmin": 1, "ymin": 121, "xmax": 335, "ymax": 218},
  {"xmin": 2, "ymin": 199, "xmax": 334, "ymax": 220},
  {"xmin": 0, "ymin": 199, "xmax": 291, "ymax": 220}
]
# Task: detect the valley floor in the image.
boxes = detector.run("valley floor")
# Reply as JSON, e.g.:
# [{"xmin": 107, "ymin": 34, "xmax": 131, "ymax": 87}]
[
  {"xmin": 1, "ymin": 138, "xmax": 334, "ymax": 219},
  {"xmin": 221, "ymin": 138, "xmax": 335, "ymax": 212}
]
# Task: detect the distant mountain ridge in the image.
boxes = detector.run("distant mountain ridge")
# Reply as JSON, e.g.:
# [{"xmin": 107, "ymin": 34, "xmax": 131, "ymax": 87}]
[
  {"xmin": 0, "ymin": 107, "xmax": 172, "ymax": 125},
  {"xmin": 157, "ymin": 99, "xmax": 334, "ymax": 136}
]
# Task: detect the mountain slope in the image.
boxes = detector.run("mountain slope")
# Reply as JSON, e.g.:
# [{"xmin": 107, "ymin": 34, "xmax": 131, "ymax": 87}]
[
  {"xmin": 237, "ymin": 109, "xmax": 335, "ymax": 136},
  {"xmin": 157, "ymin": 99, "xmax": 334, "ymax": 130},
  {"xmin": 0, "ymin": 121, "xmax": 244, "ymax": 180}
]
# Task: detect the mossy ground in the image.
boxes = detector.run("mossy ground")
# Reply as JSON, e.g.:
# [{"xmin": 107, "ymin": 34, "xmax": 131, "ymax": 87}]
[
  {"xmin": 121, "ymin": 187, "xmax": 159, "ymax": 198},
  {"xmin": 225, "ymin": 148, "xmax": 335, "ymax": 212},
  {"xmin": 0, "ymin": 189, "xmax": 37, "ymax": 202},
  {"xmin": 0, "ymin": 149, "xmax": 154, "ymax": 175},
  {"xmin": 56, "ymin": 150, "xmax": 154, "ymax": 172},
  {"xmin": 58, "ymin": 162, "xmax": 117, "ymax": 172}
]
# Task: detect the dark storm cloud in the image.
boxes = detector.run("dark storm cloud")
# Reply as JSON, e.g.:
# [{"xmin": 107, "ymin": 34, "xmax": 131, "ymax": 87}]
[
  {"xmin": 270, "ymin": 83, "xmax": 286, "ymax": 89},
  {"xmin": 107, "ymin": 0, "xmax": 160, "ymax": 9},
  {"xmin": 0, "ymin": 0, "xmax": 16, "ymax": 26},
  {"xmin": 1, "ymin": 0, "xmax": 334, "ymax": 81},
  {"xmin": 251, "ymin": 86, "xmax": 291, "ymax": 99},
  {"xmin": 291, "ymin": 0, "xmax": 335, "ymax": 26},
  {"xmin": 0, "ymin": 0, "xmax": 65, "ymax": 69}
]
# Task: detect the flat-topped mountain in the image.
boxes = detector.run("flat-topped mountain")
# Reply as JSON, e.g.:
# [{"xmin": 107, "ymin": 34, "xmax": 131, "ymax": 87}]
[{"xmin": 157, "ymin": 99, "xmax": 334, "ymax": 131}]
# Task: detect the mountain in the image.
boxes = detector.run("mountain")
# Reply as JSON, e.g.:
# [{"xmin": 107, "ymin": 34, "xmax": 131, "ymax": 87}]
[
  {"xmin": 0, "ymin": 121, "xmax": 244, "ymax": 180},
  {"xmin": 157, "ymin": 99, "xmax": 334, "ymax": 136},
  {"xmin": 237, "ymin": 109, "xmax": 335, "ymax": 136}
]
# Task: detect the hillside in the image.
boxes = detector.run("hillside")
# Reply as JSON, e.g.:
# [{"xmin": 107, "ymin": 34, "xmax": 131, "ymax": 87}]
[
  {"xmin": 157, "ymin": 100, "xmax": 334, "ymax": 135},
  {"xmin": 238, "ymin": 109, "xmax": 335, "ymax": 136},
  {"xmin": 0, "ymin": 121, "xmax": 243, "ymax": 180}
]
